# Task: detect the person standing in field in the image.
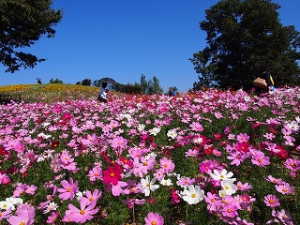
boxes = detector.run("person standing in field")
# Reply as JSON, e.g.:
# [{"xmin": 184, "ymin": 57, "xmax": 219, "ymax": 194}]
[
  {"xmin": 254, "ymin": 64, "xmax": 274, "ymax": 96},
  {"xmin": 98, "ymin": 82, "xmax": 108, "ymax": 103}
]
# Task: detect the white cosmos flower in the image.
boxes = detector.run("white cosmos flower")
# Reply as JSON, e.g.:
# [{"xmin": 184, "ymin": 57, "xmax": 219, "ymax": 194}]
[
  {"xmin": 179, "ymin": 185, "xmax": 204, "ymax": 205},
  {"xmin": 137, "ymin": 124, "xmax": 146, "ymax": 132},
  {"xmin": 149, "ymin": 127, "xmax": 161, "ymax": 136},
  {"xmin": 140, "ymin": 175, "xmax": 160, "ymax": 196},
  {"xmin": 160, "ymin": 177, "xmax": 173, "ymax": 186},
  {"xmin": 221, "ymin": 180, "xmax": 237, "ymax": 196},
  {"xmin": 0, "ymin": 200, "xmax": 15, "ymax": 211},
  {"xmin": 209, "ymin": 169, "xmax": 236, "ymax": 182},
  {"xmin": 5, "ymin": 197, "xmax": 23, "ymax": 206},
  {"xmin": 244, "ymin": 96, "xmax": 251, "ymax": 102},
  {"xmin": 167, "ymin": 129, "xmax": 178, "ymax": 139}
]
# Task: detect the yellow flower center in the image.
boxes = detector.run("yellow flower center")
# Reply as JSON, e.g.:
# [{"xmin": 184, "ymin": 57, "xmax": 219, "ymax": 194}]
[
  {"xmin": 191, "ymin": 193, "xmax": 196, "ymax": 198},
  {"xmin": 80, "ymin": 210, "xmax": 85, "ymax": 215}
]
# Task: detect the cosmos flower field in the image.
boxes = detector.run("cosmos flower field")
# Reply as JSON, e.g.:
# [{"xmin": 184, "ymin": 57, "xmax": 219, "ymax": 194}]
[{"xmin": 0, "ymin": 85, "xmax": 299, "ymax": 224}]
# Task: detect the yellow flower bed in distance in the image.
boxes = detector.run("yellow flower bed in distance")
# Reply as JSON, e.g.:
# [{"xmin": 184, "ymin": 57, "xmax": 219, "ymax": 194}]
[{"xmin": 0, "ymin": 84, "xmax": 100, "ymax": 102}]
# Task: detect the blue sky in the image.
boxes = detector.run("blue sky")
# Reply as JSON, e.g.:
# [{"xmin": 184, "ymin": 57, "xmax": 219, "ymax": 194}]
[{"xmin": 1, "ymin": 0, "xmax": 299, "ymax": 92}]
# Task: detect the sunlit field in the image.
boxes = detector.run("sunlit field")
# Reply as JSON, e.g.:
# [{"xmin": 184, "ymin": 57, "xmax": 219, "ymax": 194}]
[{"xmin": 0, "ymin": 84, "xmax": 299, "ymax": 225}]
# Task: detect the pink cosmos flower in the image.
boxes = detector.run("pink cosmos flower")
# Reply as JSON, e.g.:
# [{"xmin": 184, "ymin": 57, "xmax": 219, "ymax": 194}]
[
  {"xmin": 276, "ymin": 209, "xmax": 293, "ymax": 224},
  {"xmin": 13, "ymin": 183, "xmax": 27, "ymax": 197},
  {"xmin": 88, "ymin": 166, "xmax": 102, "ymax": 182},
  {"xmin": 105, "ymin": 180, "xmax": 128, "ymax": 196},
  {"xmin": 7, "ymin": 203, "xmax": 35, "ymax": 225},
  {"xmin": 133, "ymin": 155, "xmax": 156, "ymax": 178},
  {"xmin": 111, "ymin": 136, "xmax": 128, "ymax": 149},
  {"xmin": 85, "ymin": 189, "xmax": 102, "ymax": 202},
  {"xmin": 227, "ymin": 151, "xmax": 249, "ymax": 166},
  {"xmin": 264, "ymin": 194, "xmax": 280, "ymax": 208},
  {"xmin": 189, "ymin": 122, "xmax": 204, "ymax": 132},
  {"xmin": 284, "ymin": 158, "xmax": 300, "ymax": 171},
  {"xmin": 265, "ymin": 175, "xmax": 284, "ymax": 185},
  {"xmin": 275, "ymin": 182, "xmax": 295, "ymax": 195},
  {"xmin": 176, "ymin": 176, "xmax": 195, "ymax": 187},
  {"xmin": 159, "ymin": 157, "xmax": 175, "ymax": 173},
  {"xmin": 123, "ymin": 198, "xmax": 145, "ymax": 209},
  {"xmin": 236, "ymin": 133, "xmax": 250, "ymax": 143},
  {"xmin": 185, "ymin": 149, "xmax": 198, "ymax": 157},
  {"xmin": 25, "ymin": 185, "xmax": 37, "ymax": 195},
  {"xmin": 238, "ymin": 194, "xmax": 256, "ymax": 210},
  {"xmin": 222, "ymin": 203, "xmax": 239, "ymax": 218},
  {"xmin": 251, "ymin": 150, "xmax": 270, "ymax": 167},
  {"xmin": 204, "ymin": 192, "xmax": 221, "ymax": 212},
  {"xmin": 0, "ymin": 209, "xmax": 12, "ymax": 221},
  {"xmin": 57, "ymin": 177, "xmax": 79, "ymax": 200},
  {"xmin": 236, "ymin": 217, "xmax": 254, "ymax": 225},
  {"xmin": 0, "ymin": 173, "xmax": 11, "ymax": 185},
  {"xmin": 60, "ymin": 151, "xmax": 77, "ymax": 171},
  {"xmin": 47, "ymin": 211, "xmax": 59, "ymax": 224},
  {"xmin": 66, "ymin": 197, "xmax": 99, "ymax": 223},
  {"xmin": 144, "ymin": 212, "xmax": 164, "ymax": 225},
  {"xmin": 236, "ymin": 181, "xmax": 252, "ymax": 191}
]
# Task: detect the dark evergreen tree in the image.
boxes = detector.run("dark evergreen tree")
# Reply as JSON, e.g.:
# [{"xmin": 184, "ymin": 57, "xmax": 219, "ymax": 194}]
[
  {"xmin": 190, "ymin": 0, "xmax": 300, "ymax": 90},
  {"xmin": 81, "ymin": 78, "xmax": 91, "ymax": 86},
  {"xmin": 50, "ymin": 78, "xmax": 63, "ymax": 84},
  {"xmin": 0, "ymin": 0, "xmax": 63, "ymax": 72}
]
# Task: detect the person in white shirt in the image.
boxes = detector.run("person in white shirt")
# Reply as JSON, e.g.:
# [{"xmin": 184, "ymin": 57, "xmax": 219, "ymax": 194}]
[{"xmin": 98, "ymin": 82, "xmax": 108, "ymax": 103}]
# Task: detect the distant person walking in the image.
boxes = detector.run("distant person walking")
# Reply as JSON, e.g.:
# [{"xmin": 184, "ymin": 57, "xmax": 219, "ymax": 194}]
[{"xmin": 98, "ymin": 82, "xmax": 109, "ymax": 103}]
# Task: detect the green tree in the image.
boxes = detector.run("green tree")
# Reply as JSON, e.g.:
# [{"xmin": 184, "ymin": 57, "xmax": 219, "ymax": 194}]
[
  {"xmin": 50, "ymin": 78, "xmax": 63, "ymax": 84},
  {"xmin": 152, "ymin": 76, "xmax": 163, "ymax": 94},
  {"xmin": 81, "ymin": 78, "xmax": 91, "ymax": 86},
  {"xmin": 190, "ymin": 0, "xmax": 300, "ymax": 90},
  {"xmin": 0, "ymin": 0, "xmax": 63, "ymax": 72},
  {"xmin": 140, "ymin": 74, "xmax": 147, "ymax": 93},
  {"xmin": 190, "ymin": 51, "xmax": 217, "ymax": 89},
  {"xmin": 139, "ymin": 74, "xmax": 163, "ymax": 94}
]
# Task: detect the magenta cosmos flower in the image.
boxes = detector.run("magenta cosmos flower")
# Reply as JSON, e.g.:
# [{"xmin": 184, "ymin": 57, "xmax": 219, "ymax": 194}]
[
  {"xmin": 144, "ymin": 212, "xmax": 164, "ymax": 225},
  {"xmin": 57, "ymin": 177, "xmax": 79, "ymax": 200}
]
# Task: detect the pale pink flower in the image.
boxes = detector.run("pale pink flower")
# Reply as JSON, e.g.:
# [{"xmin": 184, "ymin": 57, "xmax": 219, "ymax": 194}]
[
  {"xmin": 47, "ymin": 211, "xmax": 59, "ymax": 224},
  {"xmin": 275, "ymin": 182, "xmax": 295, "ymax": 195},
  {"xmin": 159, "ymin": 157, "xmax": 175, "ymax": 173},
  {"xmin": 7, "ymin": 203, "xmax": 35, "ymax": 225},
  {"xmin": 0, "ymin": 209, "xmax": 12, "ymax": 221},
  {"xmin": 236, "ymin": 133, "xmax": 250, "ymax": 143},
  {"xmin": 25, "ymin": 185, "xmax": 37, "ymax": 195},
  {"xmin": 189, "ymin": 122, "xmax": 204, "ymax": 132},
  {"xmin": 88, "ymin": 166, "xmax": 102, "ymax": 182},
  {"xmin": 185, "ymin": 149, "xmax": 198, "ymax": 157},
  {"xmin": 85, "ymin": 189, "xmax": 102, "ymax": 202},
  {"xmin": 57, "ymin": 177, "xmax": 79, "ymax": 200},
  {"xmin": 67, "ymin": 197, "xmax": 99, "ymax": 223},
  {"xmin": 221, "ymin": 203, "xmax": 239, "ymax": 218},
  {"xmin": 144, "ymin": 212, "xmax": 164, "ymax": 225},
  {"xmin": 265, "ymin": 175, "xmax": 284, "ymax": 185}
]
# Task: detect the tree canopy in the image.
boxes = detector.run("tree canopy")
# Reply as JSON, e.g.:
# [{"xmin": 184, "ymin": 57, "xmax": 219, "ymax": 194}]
[
  {"xmin": 190, "ymin": 0, "xmax": 300, "ymax": 90},
  {"xmin": 0, "ymin": 0, "xmax": 63, "ymax": 72}
]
